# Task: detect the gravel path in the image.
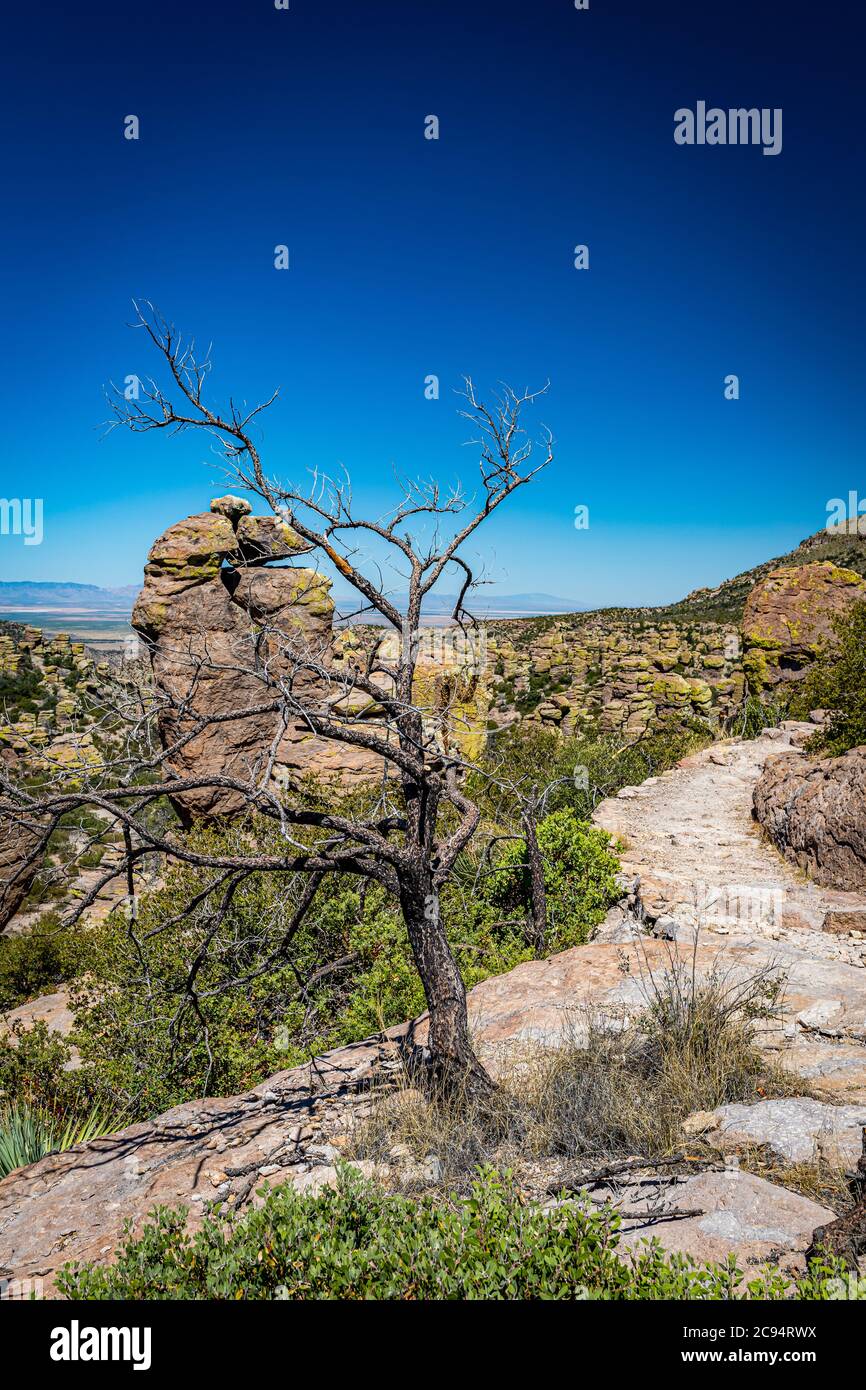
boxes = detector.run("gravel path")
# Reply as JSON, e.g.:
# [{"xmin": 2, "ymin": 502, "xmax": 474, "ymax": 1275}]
[{"xmin": 593, "ymin": 725, "xmax": 866, "ymax": 955}]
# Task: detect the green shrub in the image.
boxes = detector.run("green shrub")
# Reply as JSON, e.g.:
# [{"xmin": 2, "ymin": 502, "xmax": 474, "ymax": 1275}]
[
  {"xmin": 0, "ymin": 657, "xmax": 42, "ymax": 719},
  {"xmin": 732, "ymin": 692, "xmax": 791, "ymax": 741},
  {"xmin": 0, "ymin": 1021, "xmax": 80, "ymax": 1111},
  {"xmin": 0, "ymin": 913, "xmax": 86, "ymax": 1011},
  {"xmin": 472, "ymin": 723, "xmax": 710, "ymax": 824},
  {"xmin": 68, "ymin": 827, "xmax": 543, "ymax": 1118},
  {"xmin": 55, "ymin": 1164, "xmax": 847, "ymax": 1301},
  {"xmin": 486, "ymin": 808, "xmax": 620, "ymax": 949}
]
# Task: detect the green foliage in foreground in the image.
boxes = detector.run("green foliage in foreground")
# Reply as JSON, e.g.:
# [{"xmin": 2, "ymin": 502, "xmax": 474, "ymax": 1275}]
[
  {"xmin": 791, "ymin": 599, "xmax": 866, "ymax": 756},
  {"xmin": 56, "ymin": 1165, "xmax": 848, "ymax": 1301},
  {"xmin": 0, "ymin": 1021, "xmax": 82, "ymax": 1112},
  {"xmin": 0, "ymin": 1097, "xmax": 124, "ymax": 1179},
  {"xmin": 487, "ymin": 808, "xmax": 620, "ymax": 950}
]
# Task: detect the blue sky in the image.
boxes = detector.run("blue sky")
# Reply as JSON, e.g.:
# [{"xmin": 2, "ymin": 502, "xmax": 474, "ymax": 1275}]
[{"xmin": 1, "ymin": 0, "xmax": 863, "ymax": 606}]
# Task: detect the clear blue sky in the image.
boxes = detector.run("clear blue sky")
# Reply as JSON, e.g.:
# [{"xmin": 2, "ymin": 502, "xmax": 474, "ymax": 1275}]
[{"xmin": 1, "ymin": 0, "xmax": 864, "ymax": 606}]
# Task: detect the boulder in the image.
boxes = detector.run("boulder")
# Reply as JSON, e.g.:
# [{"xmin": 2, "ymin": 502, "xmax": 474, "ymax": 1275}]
[
  {"xmin": 0, "ymin": 989, "xmax": 79, "ymax": 1067},
  {"xmin": 210, "ymin": 494, "xmax": 252, "ymax": 521},
  {"xmin": 132, "ymin": 512, "xmax": 238, "ymax": 639},
  {"xmin": 742, "ymin": 561, "xmax": 866, "ymax": 689},
  {"xmin": 609, "ymin": 1170, "xmax": 835, "ymax": 1274},
  {"xmin": 694, "ymin": 1098, "xmax": 866, "ymax": 1166},
  {"xmin": 753, "ymin": 746, "xmax": 866, "ymax": 890},
  {"xmin": 233, "ymin": 514, "xmax": 310, "ymax": 564}
]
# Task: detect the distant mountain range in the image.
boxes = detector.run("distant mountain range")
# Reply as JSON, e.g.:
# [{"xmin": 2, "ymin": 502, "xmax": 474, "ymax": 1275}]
[
  {"xmin": 0, "ymin": 581, "xmax": 585, "ymax": 619},
  {"xmin": 0, "ymin": 581, "xmax": 139, "ymax": 609}
]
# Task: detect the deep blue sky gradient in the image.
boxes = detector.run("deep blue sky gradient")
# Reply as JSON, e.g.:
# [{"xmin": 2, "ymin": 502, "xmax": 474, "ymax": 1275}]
[{"xmin": 1, "ymin": 0, "xmax": 864, "ymax": 604}]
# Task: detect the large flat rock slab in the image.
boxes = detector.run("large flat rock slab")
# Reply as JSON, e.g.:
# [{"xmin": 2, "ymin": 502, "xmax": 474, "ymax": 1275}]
[
  {"xmin": 611, "ymin": 1170, "xmax": 835, "ymax": 1275},
  {"xmin": 700, "ymin": 1098, "xmax": 866, "ymax": 1166}
]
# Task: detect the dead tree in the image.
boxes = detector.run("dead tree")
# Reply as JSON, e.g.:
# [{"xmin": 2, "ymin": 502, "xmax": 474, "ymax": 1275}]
[{"xmin": 0, "ymin": 303, "xmax": 553, "ymax": 1095}]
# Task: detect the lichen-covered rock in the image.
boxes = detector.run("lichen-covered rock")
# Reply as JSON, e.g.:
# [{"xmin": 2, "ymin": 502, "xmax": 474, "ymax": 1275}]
[
  {"xmin": 742, "ymin": 561, "xmax": 866, "ymax": 690},
  {"xmin": 697, "ymin": 1097, "xmax": 866, "ymax": 1166},
  {"xmin": 753, "ymin": 746, "xmax": 866, "ymax": 890},
  {"xmin": 132, "ymin": 512, "xmax": 239, "ymax": 639},
  {"xmin": 210, "ymin": 494, "xmax": 252, "ymax": 521},
  {"xmin": 486, "ymin": 617, "xmax": 742, "ymax": 737},
  {"xmin": 234, "ymin": 514, "xmax": 311, "ymax": 564},
  {"xmin": 133, "ymin": 508, "xmax": 376, "ymax": 819},
  {"xmin": 132, "ymin": 506, "xmax": 492, "ymax": 817}
]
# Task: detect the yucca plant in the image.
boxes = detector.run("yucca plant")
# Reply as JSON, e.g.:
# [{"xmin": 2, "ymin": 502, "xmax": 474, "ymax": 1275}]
[{"xmin": 0, "ymin": 1099, "xmax": 124, "ymax": 1180}]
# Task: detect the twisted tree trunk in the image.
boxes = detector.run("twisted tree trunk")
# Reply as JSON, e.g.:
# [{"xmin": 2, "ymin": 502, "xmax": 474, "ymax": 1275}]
[{"xmin": 399, "ymin": 869, "xmax": 494, "ymax": 1096}]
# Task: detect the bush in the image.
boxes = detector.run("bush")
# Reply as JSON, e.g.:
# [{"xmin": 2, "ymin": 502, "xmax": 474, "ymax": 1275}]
[
  {"xmin": 471, "ymin": 722, "xmax": 710, "ymax": 824},
  {"xmin": 55, "ymin": 1164, "xmax": 847, "ymax": 1301},
  {"xmin": 0, "ymin": 1020, "xmax": 89, "ymax": 1113},
  {"xmin": 0, "ymin": 913, "xmax": 86, "ymax": 1011},
  {"xmin": 792, "ymin": 599, "xmax": 866, "ymax": 755},
  {"xmin": 731, "ymin": 692, "xmax": 791, "ymax": 741},
  {"xmin": 486, "ymin": 808, "xmax": 620, "ymax": 949},
  {"xmin": 535, "ymin": 952, "xmax": 794, "ymax": 1161}
]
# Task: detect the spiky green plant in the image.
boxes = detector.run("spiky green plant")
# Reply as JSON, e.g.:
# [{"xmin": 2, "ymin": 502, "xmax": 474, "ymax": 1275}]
[{"xmin": 0, "ymin": 1099, "xmax": 124, "ymax": 1179}]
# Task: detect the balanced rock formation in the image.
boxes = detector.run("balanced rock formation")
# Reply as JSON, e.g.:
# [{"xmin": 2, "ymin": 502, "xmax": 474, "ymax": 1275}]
[
  {"xmin": 742, "ymin": 560, "xmax": 866, "ymax": 692},
  {"xmin": 133, "ymin": 498, "xmax": 379, "ymax": 821},
  {"xmin": 753, "ymin": 745, "xmax": 866, "ymax": 891}
]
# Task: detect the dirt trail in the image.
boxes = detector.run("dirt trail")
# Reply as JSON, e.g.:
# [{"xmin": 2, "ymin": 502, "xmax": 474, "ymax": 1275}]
[{"xmin": 593, "ymin": 724, "xmax": 866, "ymax": 954}]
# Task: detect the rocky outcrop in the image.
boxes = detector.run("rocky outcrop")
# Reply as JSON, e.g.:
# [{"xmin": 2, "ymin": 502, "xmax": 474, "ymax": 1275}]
[
  {"xmin": 482, "ymin": 555, "xmax": 865, "ymax": 742},
  {"xmin": 0, "ymin": 989, "xmax": 79, "ymax": 1068},
  {"xmin": 487, "ymin": 618, "xmax": 743, "ymax": 737},
  {"xmin": 753, "ymin": 746, "xmax": 866, "ymax": 891},
  {"xmin": 742, "ymin": 560, "xmax": 866, "ymax": 692},
  {"xmin": 133, "ymin": 499, "xmax": 381, "ymax": 820},
  {"xmin": 0, "ymin": 752, "xmax": 41, "ymax": 929},
  {"xmin": 134, "ymin": 499, "xmax": 495, "ymax": 818},
  {"xmin": 687, "ymin": 1097, "xmax": 866, "ymax": 1167}
]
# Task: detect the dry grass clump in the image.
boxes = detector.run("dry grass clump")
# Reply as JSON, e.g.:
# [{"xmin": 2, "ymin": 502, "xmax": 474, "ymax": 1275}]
[{"xmin": 350, "ymin": 952, "xmax": 798, "ymax": 1187}]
